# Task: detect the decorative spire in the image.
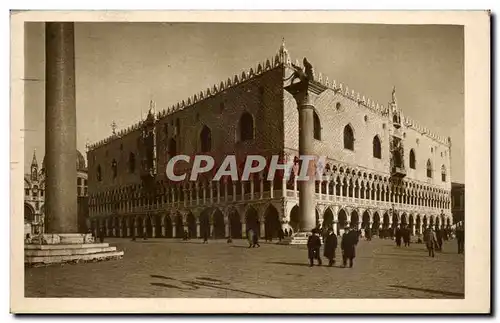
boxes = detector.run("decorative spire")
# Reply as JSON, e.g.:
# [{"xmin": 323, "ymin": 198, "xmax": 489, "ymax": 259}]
[
  {"xmin": 31, "ymin": 149, "xmax": 38, "ymax": 167},
  {"xmin": 278, "ymin": 38, "xmax": 291, "ymax": 65},
  {"xmin": 110, "ymin": 121, "xmax": 117, "ymax": 135}
]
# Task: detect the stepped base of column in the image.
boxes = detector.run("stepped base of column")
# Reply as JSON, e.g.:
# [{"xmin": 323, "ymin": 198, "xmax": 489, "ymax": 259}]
[
  {"xmin": 25, "ymin": 233, "xmax": 124, "ymax": 266},
  {"xmin": 278, "ymin": 231, "xmax": 323, "ymax": 245}
]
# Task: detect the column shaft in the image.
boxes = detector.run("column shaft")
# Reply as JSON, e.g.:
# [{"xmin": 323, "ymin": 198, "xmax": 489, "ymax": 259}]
[{"xmin": 45, "ymin": 22, "xmax": 77, "ymax": 233}]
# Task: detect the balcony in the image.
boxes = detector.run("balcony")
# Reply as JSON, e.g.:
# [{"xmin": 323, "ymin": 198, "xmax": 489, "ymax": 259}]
[{"xmin": 391, "ymin": 166, "xmax": 407, "ymax": 178}]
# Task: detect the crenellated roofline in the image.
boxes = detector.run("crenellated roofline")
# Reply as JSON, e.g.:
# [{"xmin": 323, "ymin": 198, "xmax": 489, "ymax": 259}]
[{"xmin": 88, "ymin": 41, "xmax": 451, "ymax": 151}]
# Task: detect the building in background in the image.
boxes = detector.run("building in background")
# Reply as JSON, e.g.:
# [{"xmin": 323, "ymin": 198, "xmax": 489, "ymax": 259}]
[
  {"xmin": 87, "ymin": 42, "xmax": 453, "ymax": 240},
  {"xmin": 24, "ymin": 149, "xmax": 89, "ymax": 235},
  {"xmin": 451, "ymin": 182, "xmax": 465, "ymax": 224}
]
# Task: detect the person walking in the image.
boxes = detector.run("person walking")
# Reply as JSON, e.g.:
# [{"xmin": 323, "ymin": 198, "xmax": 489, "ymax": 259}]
[
  {"xmin": 307, "ymin": 229, "xmax": 322, "ymax": 267},
  {"xmin": 247, "ymin": 228, "xmax": 255, "ymax": 248},
  {"xmin": 98, "ymin": 227, "xmax": 105, "ymax": 243},
  {"xmin": 395, "ymin": 226, "xmax": 402, "ymax": 247},
  {"xmin": 456, "ymin": 223, "xmax": 465, "ymax": 254},
  {"xmin": 436, "ymin": 228, "xmax": 443, "ymax": 251},
  {"xmin": 202, "ymin": 228, "xmax": 209, "ymax": 244},
  {"xmin": 323, "ymin": 227, "xmax": 338, "ymax": 267},
  {"xmin": 402, "ymin": 226, "xmax": 411, "ymax": 247},
  {"xmin": 424, "ymin": 227, "xmax": 438, "ymax": 257},
  {"xmin": 341, "ymin": 226, "xmax": 359, "ymax": 268}
]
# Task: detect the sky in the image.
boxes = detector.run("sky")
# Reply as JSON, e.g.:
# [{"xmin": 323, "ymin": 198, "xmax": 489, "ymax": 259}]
[{"xmin": 24, "ymin": 22, "xmax": 464, "ymax": 182}]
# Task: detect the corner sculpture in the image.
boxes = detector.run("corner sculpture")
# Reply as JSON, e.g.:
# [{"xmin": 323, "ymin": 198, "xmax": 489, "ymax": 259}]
[{"xmin": 290, "ymin": 57, "xmax": 315, "ymax": 84}]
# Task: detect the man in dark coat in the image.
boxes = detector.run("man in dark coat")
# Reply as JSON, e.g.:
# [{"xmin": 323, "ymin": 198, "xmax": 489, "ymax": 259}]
[
  {"xmin": 456, "ymin": 223, "xmax": 464, "ymax": 254},
  {"xmin": 402, "ymin": 226, "xmax": 411, "ymax": 247},
  {"xmin": 202, "ymin": 228, "xmax": 209, "ymax": 244},
  {"xmin": 341, "ymin": 227, "xmax": 358, "ymax": 268},
  {"xmin": 395, "ymin": 227, "xmax": 402, "ymax": 247},
  {"xmin": 307, "ymin": 229, "xmax": 322, "ymax": 267},
  {"xmin": 437, "ymin": 228, "xmax": 444, "ymax": 251},
  {"xmin": 365, "ymin": 227, "xmax": 372, "ymax": 241},
  {"xmin": 323, "ymin": 227, "xmax": 338, "ymax": 267},
  {"xmin": 98, "ymin": 228, "xmax": 105, "ymax": 243}
]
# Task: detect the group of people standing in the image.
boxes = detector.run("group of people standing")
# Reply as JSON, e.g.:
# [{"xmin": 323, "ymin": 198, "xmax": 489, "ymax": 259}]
[
  {"xmin": 394, "ymin": 226, "xmax": 412, "ymax": 247},
  {"xmin": 307, "ymin": 226, "xmax": 359, "ymax": 268}
]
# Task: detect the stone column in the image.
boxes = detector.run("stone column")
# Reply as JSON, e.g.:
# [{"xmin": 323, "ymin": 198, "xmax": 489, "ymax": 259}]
[
  {"xmin": 285, "ymin": 79, "xmax": 323, "ymax": 232},
  {"xmin": 196, "ymin": 222, "xmax": 201, "ymax": 238},
  {"xmin": 44, "ymin": 22, "xmax": 78, "ymax": 233},
  {"xmin": 260, "ymin": 221, "xmax": 266, "ymax": 239},
  {"xmin": 209, "ymin": 224, "xmax": 214, "ymax": 238},
  {"xmin": 172, "ymin": 225, "xmax": 176, "ymax": 238},
  {"xmin": 241, "ymin": 222, "xmax": 247, "ymax": 238},
  {"xmin": 225, "ymin": 222, "xmax": 230, "ymax": 238}
]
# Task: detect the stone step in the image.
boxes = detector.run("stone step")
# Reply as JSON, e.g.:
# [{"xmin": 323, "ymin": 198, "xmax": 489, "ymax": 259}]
[
  {"xmin": 25, "ymin": 250, "xmax": 124, "ymax": 265},
  {"xmin": 25, "ymin": 243, "xmax": 110, "ymax": 250},
  {"xmin": 25, "ymin": 246, "xmax": 117, "ymax": 257}
]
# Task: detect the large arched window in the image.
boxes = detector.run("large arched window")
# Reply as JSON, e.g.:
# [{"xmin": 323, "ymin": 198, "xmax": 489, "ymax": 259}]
[
  {"xmin": 200, "ymin": 125, "xmax": 212, "ymax": 152},
  {"xmin": 426, "ymin": 159, "xmax": 433, "ymax": 178},
  {"xmin": 313, "ymin": 111, "xmax": 321, "ymax": 140},
  {"xmin": 373, "ymin": 136, "xmax": 381, "ymax": 159},
  {"xmin": 168, "ymin": 138, "xmax": 177, "ymax": 159},
  {"xmin": 111, "ymin": 159, "xmax": 117, "ymax": 179},
  {"xmin": 441, "ymin": 165, "xmax": 446, "ymax": 182},
  {"xmin": 409, "ymin": 149, "xmax": 416, "ymax": 169},
  {"xmin": 129, "ymin": 153, "xmax": 136, "ymax": 173},
  {"xmin": 238, "ymin": 112, "xmax": 254, "ymax": 142},
  {"xmin": 96, "ymin": 165, "xmax": 102, "ymax": 182},
  {"xmin": 343, "ymin": 124, "xmax": 354, "ymax": 150}
]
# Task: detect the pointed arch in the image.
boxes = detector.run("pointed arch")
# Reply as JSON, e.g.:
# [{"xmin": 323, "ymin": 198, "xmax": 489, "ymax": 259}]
[
  {"xmin": 343, "ymin": 124, "xmax": 355, "ymax": 150},
  {"xmin": 426, "ymin": 159, "xmax": 433, "ymax": 178},
  {"xmin": 409, "ymin": 149, "xmax": 416, "ymax": 169},
  {"xmin": 373, "ymin": 135, "xmax": 381, "ymax": 159},
  {"xmin": 168, "ymin": 138, "xmax": 177, "ymax": 159},
  {"xmin": 238, "ymin": 111, "xmax": 254, "ymax": 142},
  {"xmin": 313, "ymin": 111, "xmax": 321, "ymax": 140},
  {"xmin": 200, "ymin": 125, "xmax": 212, "ymax": 153},
  {"xmin": 441, "ymin": 165, "xmax": 447, "ymax": 182}
]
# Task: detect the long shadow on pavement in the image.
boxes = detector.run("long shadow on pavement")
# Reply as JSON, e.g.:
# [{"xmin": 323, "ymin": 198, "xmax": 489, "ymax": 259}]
[
  {"xmin": 267, "ymin": 261, "xmax": 345, "ymax": 268},
  {"xmin": 149, "ymin": 274, "xmax": 277, "ymax": 298},
  {"xmin": 388, "ymin": 285, "xmax": 464, "ymax": 298}
]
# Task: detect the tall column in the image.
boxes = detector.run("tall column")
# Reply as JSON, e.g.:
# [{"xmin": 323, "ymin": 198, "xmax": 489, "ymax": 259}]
[
  {"xmin": 285, "ymin": 78, "xmax": 323, "ymax": 232},
  {"xmin": 241, "ymin": 222, "xmax": 247, "ymax": 238},
  {"xmin": 45, "ymin": 22, "xmax": 78, "ymax": 233},
  {"xmin": 196, "ymin": 222, "xmax": 201, "ymax": 238}
]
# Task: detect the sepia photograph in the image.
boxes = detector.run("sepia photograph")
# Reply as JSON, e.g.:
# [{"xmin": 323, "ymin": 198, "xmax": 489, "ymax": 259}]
[{"xmin": 10, "ymin": 10, "xmax": 490, "ymax": 313}]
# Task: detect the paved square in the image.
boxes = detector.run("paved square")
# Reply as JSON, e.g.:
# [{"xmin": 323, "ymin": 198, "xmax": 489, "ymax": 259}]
[{"xmin": 25, "ymin": 237, "xmax": 464, "ymax": 298}]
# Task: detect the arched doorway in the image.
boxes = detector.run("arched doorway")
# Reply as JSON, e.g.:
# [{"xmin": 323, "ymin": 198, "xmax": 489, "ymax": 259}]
[
  {"xmin": 154, "ymin": 214, "xmax": 162, "ymax": 237},
  {"xmin": 323, "ymin": 208, "xmax": 334, "ymax": 230},
  {"xmin": 213, "ymin": 209, "xmax": 225, "ymax": 239},
  {"xmin": 145, "ymin": 216, "xmax": 153, "ymax": 238},
  {"xmin": 409, "ymin": 214, "xmax": 414, "ymax": 235},
  {"xmin": 337, "ymin": 209, "xmax": 348, "ymax": 235},
  {"xmin": 264, "ymin": 205, "xmax": 281, "ymax": 240},
  {"xmin": 200, "ymin": 209, "xmax": 211, "ymax": 239},
  {"xmin": 350, "ymin": 210, "xmax": 359, "ymax": 228},
  {"xmin": 435, "ymin": 216, "xmax": 440, "ymax": 229},
  {"xmin": 187, "ymin": 212, "xmax": 197, "ymax": 238},
  {"xmin": 245, "ymin": 207, "xmax": 260, "ymax": 237},
  {"xmin": 175, "ymin": 213, "xmax": 184, "ymax": 238},
  {"xmin": 362, "ymin": 211, "xmax": 370, "ymax": 230},
  {"xmin": 229, "ymin": 209, "xmax": 242, "ymax": 239},
  {"xmin": 163, "ymin": 214, "xmax": 173, "ymax": 238},
  {"xmin": 429, "ymin": 215, "xmax": 435, "ymax": 228},
  {"xmin": 289, "ymin": 205, "xmax": 300, "ymax": 233},
  {"xmin": 24, "ymin": 203, "xmax": 34, "ymax": 223}
]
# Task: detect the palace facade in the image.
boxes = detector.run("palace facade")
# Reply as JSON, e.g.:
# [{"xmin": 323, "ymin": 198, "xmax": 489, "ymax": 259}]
[
  {"xmin": 24, "ymin": 150, "xmax": 89, "ymax": 234},
  {"xmin": 87, "ymin": 43, "xmax": 453, "ymax": 240}
]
